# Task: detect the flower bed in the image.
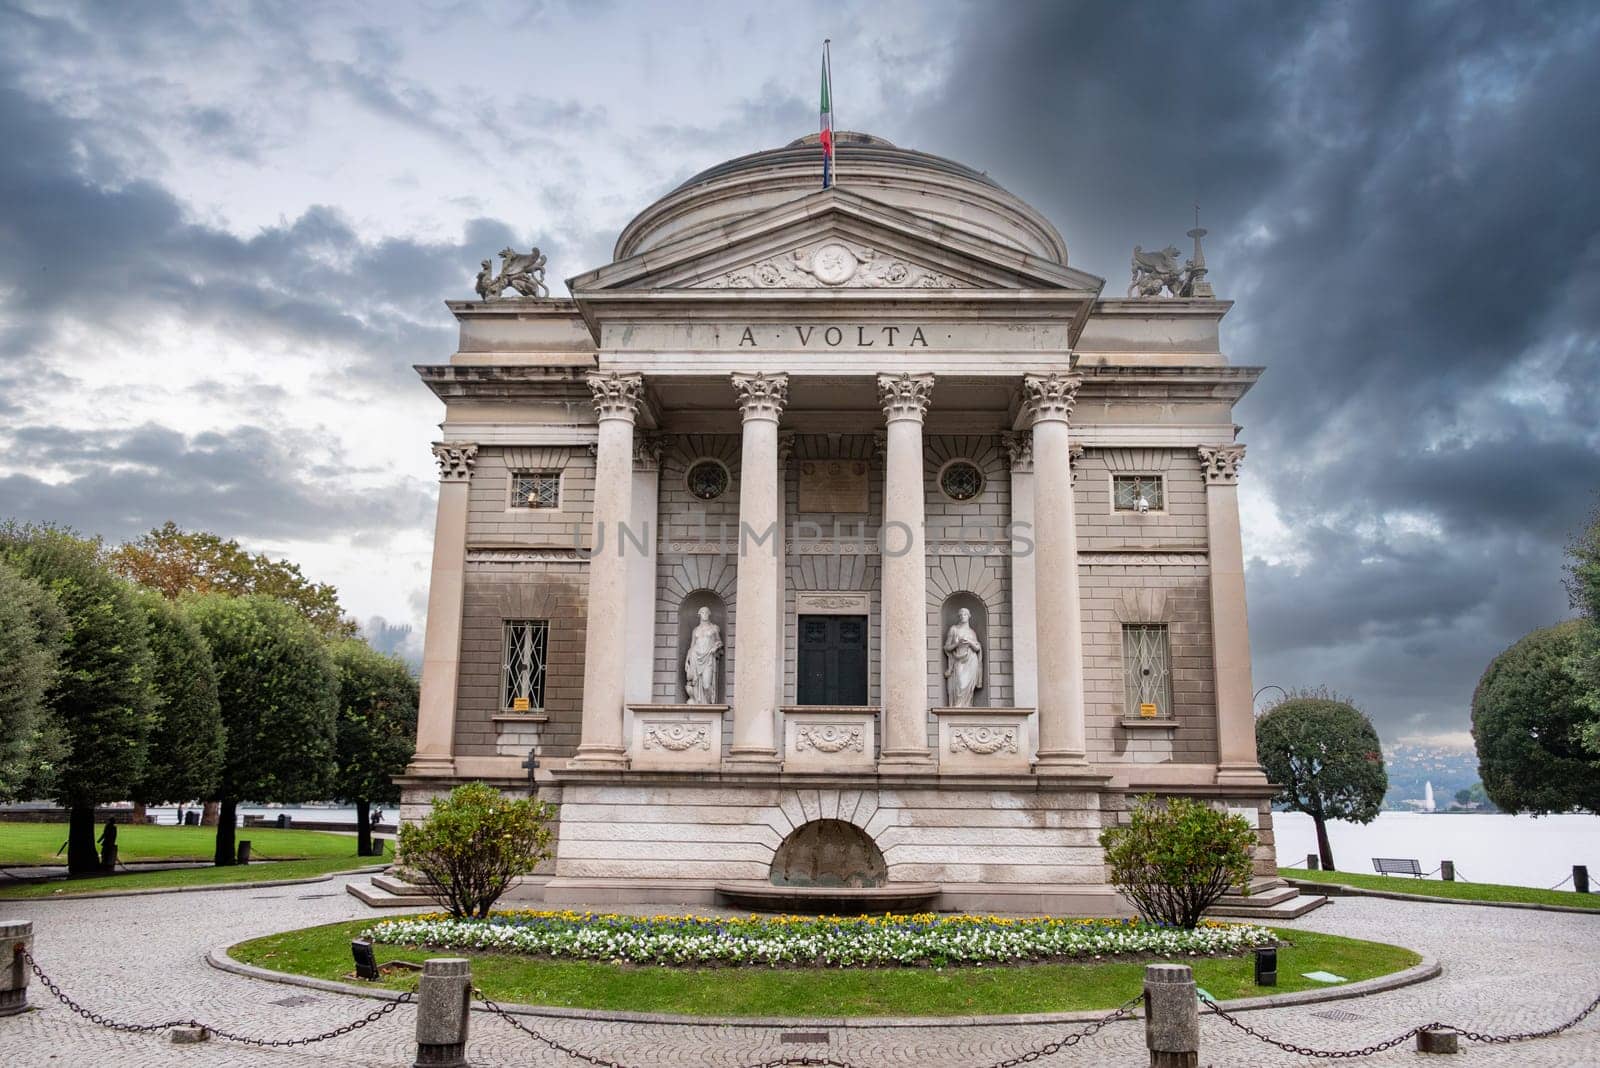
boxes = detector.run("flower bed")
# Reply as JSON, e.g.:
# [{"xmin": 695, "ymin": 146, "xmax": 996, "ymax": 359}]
[{"xmin": 366, "ymin": 910, "xmax": 1275, "ymax": 968}]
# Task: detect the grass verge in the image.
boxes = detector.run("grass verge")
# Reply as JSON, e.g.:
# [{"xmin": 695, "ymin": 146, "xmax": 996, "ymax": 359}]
[
  {"xmin": 1283, "ymin": 867, "xmax": 1600, "ymax": 910},
  {"xmin": 230, "ymin": 918, "xmax": 1420, "ymax": 1017},
  {"xmin": 0, "ymin": 822, "xmax": 365, "ymax": 865}
]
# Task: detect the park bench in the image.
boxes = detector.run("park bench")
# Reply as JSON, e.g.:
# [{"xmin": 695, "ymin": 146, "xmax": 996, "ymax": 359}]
[{"xmin": 1372, "ymin": 857, "xmax": 1426, "ymax": 878}]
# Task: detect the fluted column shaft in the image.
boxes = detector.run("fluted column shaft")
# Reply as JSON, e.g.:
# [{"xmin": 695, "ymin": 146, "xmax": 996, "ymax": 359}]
[
  {"xmin": 573, "ymin": 373, "xmax": 644, "ymax": 768},
  {"xmin": 1026, "ymin": 373, "xmax": 1089, "ymax": 770},
  {"xmin": 1200, "ymin": 444, "xmax": 1267, "ymax": 785},
  {"xmin": 409, "ymin": 443, "xmax": 478, "ymax": 774},
  {"xmin": 878, "ymin": 373, "xmax": 936, "ymax": 767},
  {"xmin": 729, "ymin": 373, "xmax": 788, "ymax": 764}
]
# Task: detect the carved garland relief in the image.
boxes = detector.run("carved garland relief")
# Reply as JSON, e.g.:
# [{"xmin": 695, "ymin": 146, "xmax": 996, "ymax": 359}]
[
  {"xmin": 642, "ymin": 723, "xmax": 712, "ymax": 752},
  {"xmin": 949, "ymin": 725, "xmax": 1019, "ymax": 755},
  {"xmin": 794, "ymin": 724, "xmax": 866, "ymax": 754},
  {"xmin": 701, "ymin": 240, "xmax": 968, "ymax": 290}
]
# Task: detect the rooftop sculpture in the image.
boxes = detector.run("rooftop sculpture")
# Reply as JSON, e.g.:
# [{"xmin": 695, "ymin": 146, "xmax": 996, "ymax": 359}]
[{"xmin": 475, "ymin": 247, "xmax": 550, "ymax": 300}]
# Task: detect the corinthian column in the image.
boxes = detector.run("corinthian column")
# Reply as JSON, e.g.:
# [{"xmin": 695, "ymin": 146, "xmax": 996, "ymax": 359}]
[
  {"xmin": 877, "ymin": 373, "xmax": 935, "ymax": 769},
  {"xmin": 729, "ymin": 372, "xmax": 788, "ymax": 766},
  {"xmin": 1199, "ymin": 444, "xmax": 1267, "ymax": 785},
  {"xmin": 1024, "ymin": 373, "xmax": 1089, "ymax": 771},
  {"xmin": 572, "ymin": 372, "xmax": 644, "ymax": 769},
  {"xmin": 408, "ymin": 442, "xmax": 478, "ymax": 775}
]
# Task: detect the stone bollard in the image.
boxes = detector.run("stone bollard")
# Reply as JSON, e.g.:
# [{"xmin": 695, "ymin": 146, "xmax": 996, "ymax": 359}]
[
  {"xmin": 414, "ymin": 957, "xmax": 472, "ymax": 1068},
  {"xmin": 1307, "ymin": 854, "xmax": 1320, "ymax": 871},
  {"xmin": 1144, "ymin": 963, "xmax": 1200, "ymax": 1068},
  {"xmin": 236, "ymin": 840, "xmax": 252, "ymax": 865},
  {"xmin": 1574, "ymin": 865, "xmax": 1590, "ymax": 894},
  {"xmin": 0, "ymin": 919, "xmax": 33, "ymax": 1017},
  {"xmin": 1440, "ymin": 860, "xmax": 1454, "ymax": 882},
  {"xmin": 1417, "ymin": 1028, "xmax": 1459, "ymax": 1054}
]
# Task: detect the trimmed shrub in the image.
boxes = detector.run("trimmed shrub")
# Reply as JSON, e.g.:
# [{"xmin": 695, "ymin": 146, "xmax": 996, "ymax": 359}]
[
  {"xmin": 399, "ymin": 782, "xmax": 555, "ymax": 918},
  {"xmin": 1099, "ymin": 795, "xmax": 1256, "ymax": 928}
]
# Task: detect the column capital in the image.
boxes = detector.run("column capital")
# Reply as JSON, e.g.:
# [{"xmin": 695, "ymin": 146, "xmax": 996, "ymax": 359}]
[
  {"xmin": 877, "ymin": 372, "xmax": 935, "ymax": 422},
  {"xmin": 731, "ymin": 371, "xmax": 789, "ymax": 422},
  {"xmin": 1197, "ymin": 443, "xmax": 1246, "ymax": 486},
  {"xmin": 1002, "ymin": 431, "xmax": 1033, "ymax": 473},
  {"xmin": 431, "ymin": 442, "xmax": 478, "ymax": 482},
  {"xmin": 1022, "ymin": 372, "xmax": 1083, "ymax": 425},
  {"xmin": 588, "ymin": 372, "xmax": 645, "ymax": 422}
]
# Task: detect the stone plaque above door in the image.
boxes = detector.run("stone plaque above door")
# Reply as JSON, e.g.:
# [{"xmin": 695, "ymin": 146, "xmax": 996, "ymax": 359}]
[{"xmin": 798, "ymin": 459, "xmax": 870, "ymax": 513}]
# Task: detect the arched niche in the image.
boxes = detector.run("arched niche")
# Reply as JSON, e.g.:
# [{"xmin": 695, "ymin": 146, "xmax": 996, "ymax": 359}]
[
  {"xmin": 677, "ymin": 590, "xmax": 727, "ymax": 704},
  {"xmin": 939, "ymin": 592, "xmax": 989, "ymax": 707},
  {"xmin": 769, "ymin": 820, "xmax": 887, "ymax": 888}
]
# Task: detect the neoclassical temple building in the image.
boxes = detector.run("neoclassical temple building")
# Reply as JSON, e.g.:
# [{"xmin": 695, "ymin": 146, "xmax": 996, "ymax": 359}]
[{"xmin": 395, "ymin": 133, "xmax": 1302, "ymax": 915}]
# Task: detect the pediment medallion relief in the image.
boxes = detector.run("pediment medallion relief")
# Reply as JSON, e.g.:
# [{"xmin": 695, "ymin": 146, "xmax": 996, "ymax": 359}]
[{"xmin": 696, "ymin": 239, "xmax": 972, "ymax": 290}]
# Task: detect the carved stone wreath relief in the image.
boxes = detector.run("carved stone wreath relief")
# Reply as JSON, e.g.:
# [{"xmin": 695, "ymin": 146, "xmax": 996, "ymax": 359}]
[
  {"xmin": 700, "ymin": 240, "xmax": 968, "ymax": 290},
  {"xmin": 642, "ymin": 723, "xmax": 712, "ymax": 752},
  {"xmin": 949, "ymin": 725, "xmax": 1019, "ymax": 755},
  {"xmin": 794, "ymin": 724, "xmax": 866, "ymax": 754}
]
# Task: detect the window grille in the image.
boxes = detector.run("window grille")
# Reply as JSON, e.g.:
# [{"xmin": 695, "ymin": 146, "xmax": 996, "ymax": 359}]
[
  {"xmin": 940, "ymin": 460, "xmax": 985, "ymax": 501},
  {"xmin": 1122, "ymin": 624, "xmax": 1173, "ymax": 718},
  {"xmin": 502, "ymin": 620, "xmax": 549, "ymax": 710},
  {"xmin": 686, "ymin": 459, "xmax": 730, "ymax": 501},
  {"xmin": 512, "ymin": 472, "xmax": 560, "ymax": 508},
  {"xmin": 1113, "ymin": 474, "xmax": 1164, "ymax": 511}
]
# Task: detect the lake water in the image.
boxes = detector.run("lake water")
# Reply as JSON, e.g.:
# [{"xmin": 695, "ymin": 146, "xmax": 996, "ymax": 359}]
[{"xmin": 1273, "ymin": 811, "xmax": 1600, "ymax": 889}]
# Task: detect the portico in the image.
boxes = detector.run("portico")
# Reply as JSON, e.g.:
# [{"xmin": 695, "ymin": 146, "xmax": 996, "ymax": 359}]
[{"xmin": 398, "ymin": 132, "xmax": 1285, "ymax": 913}]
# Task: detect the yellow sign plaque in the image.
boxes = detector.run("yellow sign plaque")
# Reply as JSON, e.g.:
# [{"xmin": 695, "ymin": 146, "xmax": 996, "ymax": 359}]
[
  {"xmin": 1139, "ymin": 702, "xmax": 1159, "ymax": 718},
  {"xmin": 512, "ymin": 697, "xmax": 531, "ymax": 712}
]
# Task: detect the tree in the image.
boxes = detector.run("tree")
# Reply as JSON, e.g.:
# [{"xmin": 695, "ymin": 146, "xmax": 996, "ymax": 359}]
[
  {"xmin": 188, "ymin": 593, "xmax": 338, "ymax": 865},
  {"xmin": 0, "ymin": 558, "xmax": 66, "ymax": 802},
  {"xmin": 130, "ymin": 591, "xmax": 225, "ymax": 810},
  {"xmin": 0, "ymin": 524, "xmax": 154, "ymax": 874},
  {"xmin": 1099, "ymin": 795, "xmax": 1256, "ymax": 928},
  {"xmin": 330, "ymin": 639, "xmax": 418, "ymax": 857},
  {"xmin": 398, "ymin": 782, "xmax": 555, "ymax": 918},
  {"xmin": 111, "ymin": 522, "xmax": 357, "ymax": 638},
  {"xmin": 1256, "ymin": 690, "xmax": 1387, "ymax": 871},
  {"xmin": 1563, "ymin": 504, "xmax": 1600, "ymax": 755},
  {"xmin": 1471, "ymin": 621, "xmax": 1600, "ymax": 814}
]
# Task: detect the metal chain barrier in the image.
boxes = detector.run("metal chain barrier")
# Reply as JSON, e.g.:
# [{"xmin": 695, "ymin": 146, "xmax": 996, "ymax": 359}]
[
  {"xmin": 475, "ymin": 987, "xmax": 1142, "ymax": 1068},
  {"xmin": 1199, "ymin": 985, "xmax": 1600, "ymax": 1058},
  {"xmin": 22, "ymin": 946, "xmax": 412, "ymax": 1046}
]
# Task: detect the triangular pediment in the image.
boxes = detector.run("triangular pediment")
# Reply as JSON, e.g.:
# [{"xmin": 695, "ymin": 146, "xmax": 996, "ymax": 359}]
[{"xmin": 567, "ymin": 187, "xmax": 1104, "ymax": 296}]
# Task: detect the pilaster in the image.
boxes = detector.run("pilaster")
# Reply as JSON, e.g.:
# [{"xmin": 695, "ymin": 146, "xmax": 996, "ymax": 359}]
[
  {"xmin": 409, "ymin": 442, "xmax": 478, "ymax": 776},
  {"xmin": 877, "ymin": 372, "xmax": 936, "ymax": 769},
  {"xmin": 1198, "ymin": 443, "xmax": 1266, "ymax": 785}
]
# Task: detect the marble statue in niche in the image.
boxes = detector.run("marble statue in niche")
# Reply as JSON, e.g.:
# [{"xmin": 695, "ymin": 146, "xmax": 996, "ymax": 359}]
[
  {"xmin": 684, "ymin": 606, "xmax": 724, "ymax": 704},
  {"xmin": 943, "ymin": 607, "xmax": 984, "ymax": 708}
]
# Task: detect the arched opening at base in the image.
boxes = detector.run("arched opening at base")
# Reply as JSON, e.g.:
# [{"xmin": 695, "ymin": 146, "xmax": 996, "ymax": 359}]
[{"xmin": 769, "ymin": 820, "xmax": 887, "ymax": 888}]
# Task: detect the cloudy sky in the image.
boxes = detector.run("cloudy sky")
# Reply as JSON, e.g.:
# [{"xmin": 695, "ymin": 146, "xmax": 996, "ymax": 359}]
[{"xmin": 2, "ymin": 1, "xmax": 1596, "ymax": 746}]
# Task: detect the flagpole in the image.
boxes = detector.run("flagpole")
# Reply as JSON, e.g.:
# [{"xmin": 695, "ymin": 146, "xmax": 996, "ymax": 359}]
[{"xmin": 824, "ymin": 39, "xmax": 836, "ymax": 187}]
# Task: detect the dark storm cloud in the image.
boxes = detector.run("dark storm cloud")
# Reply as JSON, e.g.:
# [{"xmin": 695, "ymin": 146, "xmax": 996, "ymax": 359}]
[
  {"xmin": 905, "ymin": 1, "xmax": 1600, "ymax": 738},
  {"xmin": 0, "ymin": 423, "xmax": 434, "ymax": 545}
]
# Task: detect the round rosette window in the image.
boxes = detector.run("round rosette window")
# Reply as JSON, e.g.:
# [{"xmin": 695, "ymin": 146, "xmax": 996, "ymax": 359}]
[
  {"xmin": 687, "ymin": 459, "xmax": 730, "ymax": 501},
  {"xmin": 939, "ymin": 460, "xmax": 985, "ymax": 502}
]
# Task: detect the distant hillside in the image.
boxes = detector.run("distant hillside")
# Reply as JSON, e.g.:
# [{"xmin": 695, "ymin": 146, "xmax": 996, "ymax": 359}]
[{"xmin": 1382, "ymin": 742, "xmax": 1481, "ymax": 810}]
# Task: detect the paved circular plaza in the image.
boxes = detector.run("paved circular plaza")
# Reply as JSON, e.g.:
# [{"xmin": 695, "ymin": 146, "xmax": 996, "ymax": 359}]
[{"xmin": 0, "ymin": 875, "xmax": 1596, "ymax": 1067}]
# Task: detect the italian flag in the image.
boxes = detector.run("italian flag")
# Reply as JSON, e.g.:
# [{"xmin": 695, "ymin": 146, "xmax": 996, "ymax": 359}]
[{"xmin": 820, "ymin": 45, "xmax": 834, "ymax": 189}]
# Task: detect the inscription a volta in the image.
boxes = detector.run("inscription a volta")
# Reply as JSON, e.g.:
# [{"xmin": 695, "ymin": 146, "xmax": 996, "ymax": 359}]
[{"xmin": 738, "ymin": 325, "xmax": 929, "ymax": 348}]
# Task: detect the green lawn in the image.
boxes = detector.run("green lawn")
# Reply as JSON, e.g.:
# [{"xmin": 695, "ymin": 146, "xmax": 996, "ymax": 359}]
[
  {"xmin": 1283, "ymin": 867, "xmax": 1600, "ymax": 910},
  {"xmin": 230, "ymin": 918, "xmax": 1420, "ymax": 1017},
  {"xmin": 0, "ymin": 823, "xmax": 383, "ymax": 899}
]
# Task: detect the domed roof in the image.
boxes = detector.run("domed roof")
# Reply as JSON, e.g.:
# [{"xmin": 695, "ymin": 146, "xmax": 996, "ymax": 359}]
[{"xmin": 614, "ymin": 132, "xmax": 1069, "ymax": 266}]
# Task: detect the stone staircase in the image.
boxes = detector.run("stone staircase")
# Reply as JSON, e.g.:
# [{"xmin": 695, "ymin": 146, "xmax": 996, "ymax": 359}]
[
  {"xmin": 1206, "ymin": 876, "xmax": 1328, "ymax": 920},
  {"xmin": 346, "ymin": 871, "xmax": 554, "ymax": 909}
]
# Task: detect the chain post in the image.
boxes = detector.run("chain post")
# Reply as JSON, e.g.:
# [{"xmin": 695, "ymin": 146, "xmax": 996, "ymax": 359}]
[
  {"xmin": 1144, "ymin": 963, "xmax": 1199, "ymax": 1067},
  {"xmin": 414, "ymin": 957, "xmax": 472, "ymax": 1067},
  {"xmin": 1, "ymin": 920, "xmax": 32, "ymax": 1017}
]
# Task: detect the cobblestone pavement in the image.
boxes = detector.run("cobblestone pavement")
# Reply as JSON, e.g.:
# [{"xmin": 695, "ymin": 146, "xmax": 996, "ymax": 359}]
[{"xmin": 0, "ymin": 875, "xmax": 1597, "ymax": 1067}]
